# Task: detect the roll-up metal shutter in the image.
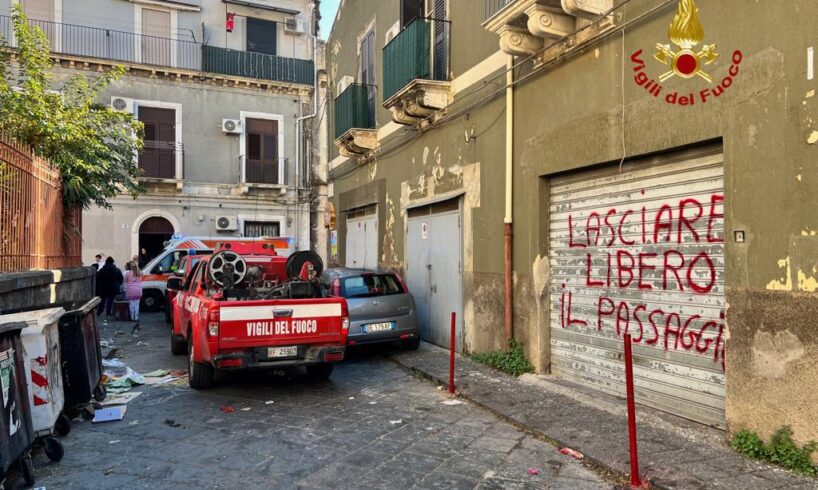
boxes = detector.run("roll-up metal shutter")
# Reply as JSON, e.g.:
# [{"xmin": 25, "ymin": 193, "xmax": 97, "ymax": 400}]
[{"xmin": 548, "ymin": 146, "xmax": 726, "ymax": 427}]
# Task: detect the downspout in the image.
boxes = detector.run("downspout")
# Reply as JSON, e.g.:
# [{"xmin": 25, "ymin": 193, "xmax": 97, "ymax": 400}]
[
  {"xmin": 504, "ymin": 55, "xmax": 514, "ymax": 344},
  {"xmin": 295, "ymin": 1, "xmax": 320, "ymax": 251}
]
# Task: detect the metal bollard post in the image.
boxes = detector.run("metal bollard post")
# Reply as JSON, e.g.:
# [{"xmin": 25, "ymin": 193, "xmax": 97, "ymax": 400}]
[
  {"xmin": 449, "ymin": 312, "xmax": 456, "ymax": 394},
  {"xmin": 624, "ymin": 333, "xmax": 641, "ymax": 487}
]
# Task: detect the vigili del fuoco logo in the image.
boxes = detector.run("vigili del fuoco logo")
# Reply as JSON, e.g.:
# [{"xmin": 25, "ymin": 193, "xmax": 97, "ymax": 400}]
[{"xmin": 630, "ymin": 0, "xmax": 743, "ymax": 106}]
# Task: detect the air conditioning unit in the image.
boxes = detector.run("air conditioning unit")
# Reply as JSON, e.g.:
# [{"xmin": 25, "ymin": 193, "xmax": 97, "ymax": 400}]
[
  {"xmin": 215, "ymin": 216, "xmax": 238, "ymax": 231},
  {"xmin": 385, "ymin": 21, "xmax": 401, "ymax": 45},
  {"xmin": 284, "ymin": 18, "xmax": 305, "ymax": 34},
  {"xmin": 221, "ymin": 119, "xmax": 242, "ymax": 134},
  {"xmin": 111, "ymin": 96, "xmax": 135, "ymax": 113},
  {"xmin": 337, "ymin": 76, "xmax": 354, "ymax": 97}
]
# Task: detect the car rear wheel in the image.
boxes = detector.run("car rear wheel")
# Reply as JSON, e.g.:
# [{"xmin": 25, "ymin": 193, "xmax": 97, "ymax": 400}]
[
  {"xmin": 402, "ymin": 337, "xmax": 421, "ymax": 350},
  {"xmin": 171, "ymin": 333, "xmax": 187, "ymax": 355},
  {"xmin": 140, "ymin": 290, "xmax": 164, "ymax": 312},
  {"xmin": 306, "ymin": 364, "xmax": 333, "ymax": 380},
  {"xmin": 188, "ymin": 335, "xmax": 214, "ymax": 389}
]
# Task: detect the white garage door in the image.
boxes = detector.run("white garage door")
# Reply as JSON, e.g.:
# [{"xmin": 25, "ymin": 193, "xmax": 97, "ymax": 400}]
[
  {"xmin": 549, "ymin": 146, "xmax": 726, "ymax": 427},
  {"xmin": 345, "ymin": 206, "xmax": 378, "ymax": 269}
]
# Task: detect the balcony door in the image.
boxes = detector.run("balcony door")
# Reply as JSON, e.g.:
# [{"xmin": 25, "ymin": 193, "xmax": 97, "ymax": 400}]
[
  {"xmin": 21, "ymin": 0, "xmax": 56, "ymax": 48},
  {"xmin": 401, "ymin": 0, "xmax": 423, "ymax": 28},
  {"xmin": 247, "ymin": 18, "xmax": 277, "ymax": 56},
  {"xmin": 138, "ymin": 107, "xmax": 176, "ymax": 179},
  {"xmin": 245, "ymin": 118, "xmax": 279, "ymax": 185},
  {"xmin": 141, "ymin": 8, "xmax": 171, "ymax": 66},
  {"xmin": 359, "ymin": 28, "xmax": 376, "ymax": 126},
  {"xmin": 430, "ymin": 0, "xmax": 449, "ymax": 80}
]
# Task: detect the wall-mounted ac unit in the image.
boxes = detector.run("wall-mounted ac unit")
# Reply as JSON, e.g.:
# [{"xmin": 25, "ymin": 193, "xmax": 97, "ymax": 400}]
[
  {"xmin": 215, "ymin": 216, "xmax": 238, "ymax": 231},
  {"xmin": 284, "ymin": 18, "xmax": 305, "ymax": 35},
  {"xmin": 111, "ymin": 96, "xmax": 135, "ymax": 113},
  {"xmin": 221, "ymin": 119, "xmax": 242, "ymax": 134},
  {"xmin": 337, "ymin": 76, "xmax": 354, "ymax": 97}
]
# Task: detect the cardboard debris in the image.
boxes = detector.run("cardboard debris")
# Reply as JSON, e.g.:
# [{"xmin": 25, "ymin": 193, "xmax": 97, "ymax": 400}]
[
  {"xmin": 389, "ymin": 419, "xmax": 402, "ymax": 425},
  {"xmin": 102, "ymin": 359, "xmax": 125, "ymax": 369},
  {"xmin": 143, "ymin": 369, "xmax": 171, "ymax": 377},
  {"xmin": 442, "ymin": 400, "xmax": 464, "ymax": 406},
  {"xmin": 265, "ymin": 401, "xmax": 275, "ymax": 405},
  {"xmin": 100, "ymin": 392, "xmax": 142, "ymax": 406},
  {"xmin": 93, "ymin": 406, "xmax": 127, "ymax": 423}
]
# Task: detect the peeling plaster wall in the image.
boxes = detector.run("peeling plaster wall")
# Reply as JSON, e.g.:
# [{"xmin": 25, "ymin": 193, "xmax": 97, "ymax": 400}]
[{"xmin": 512, "ymin": 0, "xmax": 818, "ymax": 444}]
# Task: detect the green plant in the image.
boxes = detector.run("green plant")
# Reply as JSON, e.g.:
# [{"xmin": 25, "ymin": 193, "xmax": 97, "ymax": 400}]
[
  {"xmin": 731, "ymin": 426, "xmax": 818, "ymax": 477},
  {"xmin": 471, "ymin": 339, "xmax": 534, "ymax": 377},
  {"xmin": 0, "ymin": 5, "xmax": 144, "ymax": 210}
]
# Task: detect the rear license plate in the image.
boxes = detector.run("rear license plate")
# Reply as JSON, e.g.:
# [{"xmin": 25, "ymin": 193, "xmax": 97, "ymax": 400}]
[
  {"xmin": 268, "ymin": 346, "xmax": 297, "ymax": 358},
  {"xmin": 363, "ymin": 322, "xmax": 394, "ymax": 333}
]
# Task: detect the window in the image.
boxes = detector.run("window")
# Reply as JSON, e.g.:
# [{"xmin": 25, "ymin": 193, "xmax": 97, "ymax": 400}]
[
  {"xmin": 244, "ymin": 221, "xmax": 281, "ymax": 237},
  {"xmin": 401, "ymin": 0, "xmax": 424, "ymax": 28},
  {"xmin": 341, "ymin": 274, "xmax": 405, "ymax": 298},
  {"xmin": 152, "ymin": 250, "xmax": 187, "ymax": 274},
  {"xmin": 138, "ymin": 107, "xmax": 176, "ymax": 179},
  {"xmin": 360, "ymin": 28, "xmax": 376, "ymax": 125},
  {"xmin": 247, "ymin": 17, "xmax": 277, "ymax": 56},
  {"xmin": 245, "ymin": 118, "xmax": 279, "ymax": 184},
  {"xmin": 141, "ymin": 8, "xmax": 171, "ymax": 65},
  {"xmin": 188, "ymin": 261, "xmax": 205, "ymax": 291}
]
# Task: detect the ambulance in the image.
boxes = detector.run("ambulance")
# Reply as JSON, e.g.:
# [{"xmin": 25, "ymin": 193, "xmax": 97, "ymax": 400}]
[{"xmin": 139, "ymin": 236, "xmax": 293, "ymax": 311}]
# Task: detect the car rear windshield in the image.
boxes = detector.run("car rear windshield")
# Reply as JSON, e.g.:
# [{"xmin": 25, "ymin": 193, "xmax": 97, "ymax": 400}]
[{"xmin": 341, "ymin": 274, "xmax": 404, "ymax": 298}]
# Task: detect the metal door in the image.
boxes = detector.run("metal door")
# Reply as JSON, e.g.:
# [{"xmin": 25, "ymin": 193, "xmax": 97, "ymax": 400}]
[
  {"xmin": 345, "ymin": 214, "xmax": 377, "ymax": 269},
  {"xmin": 548, "ymin": 146, "xmax": 726, "ymax": 427},
  {"xmin": 407, "ymin": 206, "xmax": 462, "ymax": 351}
]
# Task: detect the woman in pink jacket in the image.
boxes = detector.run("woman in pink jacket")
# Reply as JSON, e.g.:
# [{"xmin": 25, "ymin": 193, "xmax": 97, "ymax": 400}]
[{"xmin": 123, "ymin": 262, "xmax": 143, "ymax": 325}]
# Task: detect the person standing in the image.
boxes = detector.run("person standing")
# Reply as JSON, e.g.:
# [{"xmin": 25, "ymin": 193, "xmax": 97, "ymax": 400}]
[
  {"xmin": 95, "ymin": 254, "xmax": 106, "ymax": 270},
  {"xmin": 138, "ymin": 248, "xmax": 150, "ymax": 269},
  {"xmin": 123, "ymin": 262, "xmax": 143, "ymax": 325},
  {"xmin": 96, "ymin": 257, "xmax": 123, "ymax": 317}
]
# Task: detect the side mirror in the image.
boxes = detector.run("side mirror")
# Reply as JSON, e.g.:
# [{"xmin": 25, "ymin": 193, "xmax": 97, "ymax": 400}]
[{"xmin": 167, "ymin": 277, "xmax": 184, "ymax": 291}]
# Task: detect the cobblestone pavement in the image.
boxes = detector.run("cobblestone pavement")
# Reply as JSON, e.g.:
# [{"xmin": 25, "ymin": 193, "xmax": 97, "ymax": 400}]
[{"xmin": 22, "ymin": 313, "xmax": 619, "ymax": 489}]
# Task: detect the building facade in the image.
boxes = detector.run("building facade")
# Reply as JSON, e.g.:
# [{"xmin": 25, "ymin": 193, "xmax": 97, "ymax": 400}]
[
  {"xmin": 1, "ymin": 0, "xmax": 326, "ymax": 265},
  {"xmin": 327, "ymin": 0, "xmax": 818, "ymax": 449}
]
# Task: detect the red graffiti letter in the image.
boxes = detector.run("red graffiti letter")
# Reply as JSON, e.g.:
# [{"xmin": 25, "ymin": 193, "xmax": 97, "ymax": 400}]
[
  {"xmin": 687, "ymin": 252, "xmax": 716, "ymax": 294},
  {"xmin": 568, "ymin": 215, "xmax": 586, "ymax": 249},
  {"xmin": 597, "ymin": 297, "xmax": 615, "ymax": 331},
  {"xmin": 637, "ymin": 253, "xmax": 657, "ymax": 290},
  {"xmin": 603, "ymin": 209, "xmax": 617, "ymax": 246},
  {"xmin": 616, "ymin": 302, "xmax": 630, "ymax": 336},
  {"xmin": 653, "ymin": 204, "xmax": 674, "ymax": 243},
  {"xmin": 586, "ymin": 254, "xmax": 604, "ymax": 287},
  {"xmin": 586, "ymin": 212, "xmax": 602, "ymax": 247},
  {"xmin": 678, "ymin": 198, "xmax": 703, "ymax": 243},
  {"xmin": 707, "ymin": 194, "xmax": 724, "ymax": 243},
  {"xmin": 618, "ymin": 210, "xmax": 635, "ymax": 245},
  {"xmin": 663, "ymin": 250, "xmax": 685, "ymax": 291},
  {"xmin": 632, "ymin": 305, "xmax": 646, "ymax": 343},
  {"xmin": 646, "ymin": 309, "xmax": 663, "ymax": 345},
  {"xmin": 617, "ymin": 251, "xmax": 635, "ymax": 288},
  {"xmin": 664, "ymin": 313, "xmax": 683, "ymax": 351}
]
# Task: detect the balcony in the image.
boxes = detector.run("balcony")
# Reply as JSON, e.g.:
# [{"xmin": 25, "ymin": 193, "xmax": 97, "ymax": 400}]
[
  {"xmin": 382, "ymin": 17, "xmax": 451, "ymax": 127},
  {"xmin": 241, "ymin": 156, "xmax": 288, "ymax": 187},
  {"xmin": 137, "ymin": 140, "xmax": 184, "ymax": 190},
  {"xmin": 0, "ymin": 15, "xmax": 314, "ymax": 86},
  {"xmin": 333, "ymin": 84, "xmax": 377, "ymax": 157},
  {"xmin": 482, "ymin": 0, "xmax": 614, "ymax": 59}
]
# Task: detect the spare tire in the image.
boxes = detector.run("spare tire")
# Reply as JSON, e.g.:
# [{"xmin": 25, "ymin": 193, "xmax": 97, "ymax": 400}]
[{"xmin": 286, "ymin": 251, "xmax": 324, "ymax": 280}]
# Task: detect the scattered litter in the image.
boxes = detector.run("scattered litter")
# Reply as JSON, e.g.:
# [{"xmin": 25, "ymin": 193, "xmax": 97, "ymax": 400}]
[
  {"xmin": 348, "ymin": 397, "xmax": 354, "ymax": 400},
  {"xmin": 144, "ymin": 369, "xmax": 170, "ymax": 378},
  {"xmin": 136, "ymin": 341, "xmax": 150, "ymax": 346},
  {"xmin": 442, "ymin": 400, "xmax": 464, "ymax": 406},
  {"xmin": 108, "ymin": 440, "xmax": 120, "ymax": 445},
  {"xmin": 437, "ymin": 386, "xmax": 443, "ymax": 390},
  {"xmin": 220, "ymin": 406, "xmax": 235, "ymax": 414},
  {"xmin": 164, "ymin": 419, "xmax": 182, "ymax": 428},
  {"xmin": 241, "ymin": 407, "xmax": 252, "ymax": 412},
  {"xmin": 559, "ymin": 447, "xmax": 584, "ymax": 460},
  {"xmin": 104, "ymin": 349, "xmax": 120, "ymax": 360},
  {"xmin": 389, "ymin": 419, "xmax": 402, "ymax": 425},
  {"xmin": 106, "ymin": 368, "xmax": 145, "ymax": 394},
  {"xmin": 265, "ymin": 401, "xmax": 275, "ymax": 405},
  {"xmin": 369, "ymin": 401, "xmax": 378, "ymax": 405},
  {"xmin": 94, "ymin": 406, "xmax": 127, "ymax": 423},
  {"xmin": 102, "ymin": 358, "xmax": 125, "ymax": 369},
  {"xmin": 206, "ymin": 417, "xmax": 222, "ymax": 424},
  {"xmin": 104, "ymin": 468, "xmax": 116, "ymax": 475},
  {"xmin": 528, "ymin": 468, "xmax": 539, "ymax": 476},
  {"xmin": 100, "ymin": 392, "xmax": 141, "ymax": 406},
  {"xmin": 129, "ymin": 420, "xmax": 139, "ymax": 426},
  {"xmin": 33, "ymin": 487, "xmax": 46, "ymax": 490},
  {"xmin": 100, "ymin": 339, "xmax": 113, "ymax": 348}
]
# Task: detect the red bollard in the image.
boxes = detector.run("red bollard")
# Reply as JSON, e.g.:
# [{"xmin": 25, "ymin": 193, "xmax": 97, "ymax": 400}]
[
  {"xmin": 624, "ymin": 334, "xmax": 641, "ymax": 487},
  {"xmin": 449, "ymin": 312, "xmax": 456, "ymax": 394}
]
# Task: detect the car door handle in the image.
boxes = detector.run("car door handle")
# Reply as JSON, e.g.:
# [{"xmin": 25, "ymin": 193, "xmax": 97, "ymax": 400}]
[{"xmin": 273, "ymin": 309, "xmax": 293, "ymax": 317}]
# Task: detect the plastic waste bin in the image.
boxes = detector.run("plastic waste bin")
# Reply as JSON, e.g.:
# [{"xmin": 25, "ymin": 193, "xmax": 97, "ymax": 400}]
[
  {"xmin": 0, "ymin": 320, "xmax": 36, "ymax": 487},
  {"xmin": 58, "ymin": 298, "xmax": 106, "ymax": 414},
  {"xmin": 0, "ymin": 308, "xmax": 71, "ymax": 463}
]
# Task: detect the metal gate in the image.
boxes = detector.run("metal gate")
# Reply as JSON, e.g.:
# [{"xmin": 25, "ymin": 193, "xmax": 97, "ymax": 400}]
[
  {"xmin": 407, "ymin": 199, "xmax": 463, "ymax": 351},
  {"xmin": 345, "ymin": 206, "xmax": 378, "ymax": 269},
  {"xmin": 548, "ymin": 146, "xmax": 726, "ymax": 427}
]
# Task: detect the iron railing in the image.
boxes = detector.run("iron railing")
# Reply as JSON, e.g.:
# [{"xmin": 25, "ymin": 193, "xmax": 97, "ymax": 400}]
[
  {"xmin": 382, "ymin": 17, "xmax": 450, "ymax": 102},
  {"xmin": 334, "ymin": 84, "xmax": 376, "ymax": 139},
  {"xmin": 242, "ymin": 156, "xmax": 288, "ymax": 186},
  {"xmin": 484, "ymin": 0, "xmax": 513, "ymax": 21},
  {"xmin": 0, "ymin": 15, "xmax": 315, "ymax": 85},
  {"xmin": 202, "ymin": 45, "xmax": 315, "ymax": 85},
  {"xmin": 138, "ymin": 140, "xmax": 183, "ymax": 180}
]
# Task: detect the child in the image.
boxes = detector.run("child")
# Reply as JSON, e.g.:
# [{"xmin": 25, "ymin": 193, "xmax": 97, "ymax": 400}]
[{"xmin": 123, "ymin": 262, "xmax": 143, "ymax": 325}]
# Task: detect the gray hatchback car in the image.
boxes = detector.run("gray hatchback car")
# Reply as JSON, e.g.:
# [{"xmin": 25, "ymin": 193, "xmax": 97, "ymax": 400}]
[{"xmin": 321, "ymin": 268, "xmax": 420, "ymax": 349}]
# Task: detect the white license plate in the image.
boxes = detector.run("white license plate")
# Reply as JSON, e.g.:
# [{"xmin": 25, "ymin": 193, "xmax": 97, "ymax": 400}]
[
  {"xmin": 364, "ymin": 322, "xmax": 394, "ymax": 333},
  {"xmin": 268, "ymin": 346, "xmax": 297, "ymax": 358}
]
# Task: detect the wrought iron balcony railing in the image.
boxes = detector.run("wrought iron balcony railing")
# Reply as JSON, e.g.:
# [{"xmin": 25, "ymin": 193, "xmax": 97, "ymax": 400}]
[
  {"xmin": 241, "ymin": 156, "xmax": 288, "ymax": 186},
  {"xmin": 334, "ymin": 84, "xmax": 376, "ymax": 139},
  {"xmin": 382, "ymin": 17, "xmax": 450, "ymax": 102},
  {"xmin": 484, "ymin": 0, "xmax": 513, "ymax": 21},
  {"xmin": 0, "ymin": 15, "xmax": 314, "ymax": 86}
]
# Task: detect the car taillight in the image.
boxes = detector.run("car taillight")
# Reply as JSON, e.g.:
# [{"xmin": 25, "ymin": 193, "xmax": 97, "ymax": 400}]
[
  {"xmin": 341, "ymin": 317, "xmax": 350, "ymax": 331},
  {"xmin": 395, "ymin": 273, "xmax": 410, "ymax": 294},
  {"xmin": 208, "ymin": 309, "xmax": 219, "ymax": 338}
]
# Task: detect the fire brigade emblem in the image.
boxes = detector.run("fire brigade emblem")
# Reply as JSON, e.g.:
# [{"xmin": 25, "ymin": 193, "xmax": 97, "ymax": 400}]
[{"xmin": 654, "ymin": 0, "xmax": 718, "ymax": 83}]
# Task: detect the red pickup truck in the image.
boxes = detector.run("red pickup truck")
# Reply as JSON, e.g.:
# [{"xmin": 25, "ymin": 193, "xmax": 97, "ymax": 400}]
[{"xmin": 167, "ymin": 244, "xmax": 349, "ymax": 389}]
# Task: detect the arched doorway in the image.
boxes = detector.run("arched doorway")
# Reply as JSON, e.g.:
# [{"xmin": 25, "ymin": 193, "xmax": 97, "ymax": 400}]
[{"xmin": 138, "ymin": 216, "xmax": 174, "ymax": 262}]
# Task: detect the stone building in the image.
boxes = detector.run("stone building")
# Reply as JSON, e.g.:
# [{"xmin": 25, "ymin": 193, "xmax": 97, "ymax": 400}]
[{"xmin": 326, "ymin": 0, "xmax": 818, "ymax": 450}]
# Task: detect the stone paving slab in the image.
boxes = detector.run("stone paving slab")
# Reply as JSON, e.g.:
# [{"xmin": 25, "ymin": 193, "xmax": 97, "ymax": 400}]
[{"xmin": 388, "ymin": 342, "xmax": 818, "ymax": 490}]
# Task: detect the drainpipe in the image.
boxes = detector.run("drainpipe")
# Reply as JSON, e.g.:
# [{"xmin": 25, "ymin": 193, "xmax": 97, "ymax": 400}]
[
  {"xmin": 295, "ymin": 1, "xmax": 320, "ymax": 251},
  {"xmin": 504, "ymin": 55, "xmax": 514, "ymax": 344}
]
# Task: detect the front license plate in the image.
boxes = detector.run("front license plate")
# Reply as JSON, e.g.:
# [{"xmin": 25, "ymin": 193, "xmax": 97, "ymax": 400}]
[
  {"xmin": 268, "ymin": 346, "xmax": 298, "ymax": 358},
  {"xmin": 363, "ymin": 322, "xmax": 394, "ymax": 333}
]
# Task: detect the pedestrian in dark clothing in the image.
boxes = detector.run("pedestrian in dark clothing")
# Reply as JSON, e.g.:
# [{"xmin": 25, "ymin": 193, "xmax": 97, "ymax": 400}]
[
  {"xmin": 138, "ymin": 248, "xmax": 150, "ymax": 269},
  {"xmin": 96, "ymin": 257, "xmax": 123, "ymax": 317}
]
